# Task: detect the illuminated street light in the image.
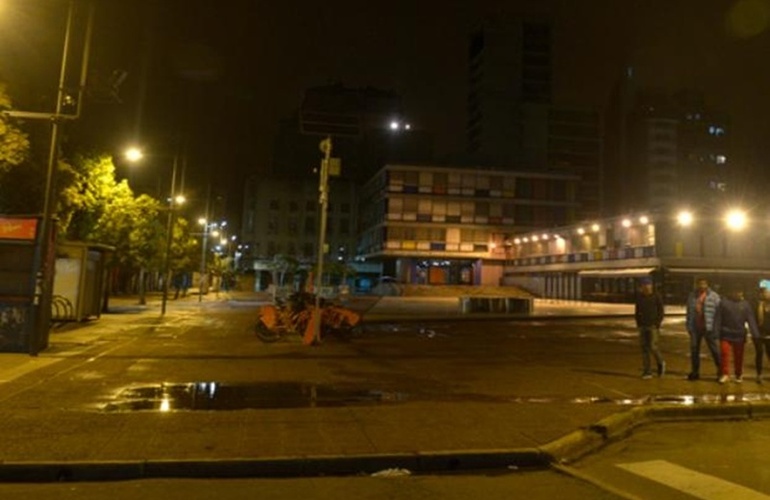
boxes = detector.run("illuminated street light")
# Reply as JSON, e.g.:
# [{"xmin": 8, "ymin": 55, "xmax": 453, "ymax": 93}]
[
  {"xmin": 388, "ymin": 119, "xmax": 411, "ymax": 131},
  {"xmin": 725, "ymin": 209, "xmax": 747, "ymax": 231},
  {"xmin": 677, "ymin": 210, "xmax": 694, "ymax": 227},
  {"xmin": 124, "ymin": 147, "xmax": 184, "ymax": 315},
  {"xmin": 1, "ymin": 1, "xmax": 94, "ymax": 355},
  {"xmin": 125, "ymin": 147, "xmax": 143, "ymax": 162}
]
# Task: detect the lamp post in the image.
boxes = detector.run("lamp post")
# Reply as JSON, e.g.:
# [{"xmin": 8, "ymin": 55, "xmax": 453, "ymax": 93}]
[
  {"xmin": 311, "ymin": 136, "xmax": 332, "ymax": 344},
  {"xmin": 125, "ymin": 147, "xmax": 183, "ymax": 316},
  {"xmin": 2, "ymin": 1, "xmax": 94, "ymax": 355},
  {"xmin": 160, "ymin": 155, "xmax": 181, "ymax": 316},
  {"xmin": 197, "ymin": 217, "xmax": 212, "ymax": 303}
]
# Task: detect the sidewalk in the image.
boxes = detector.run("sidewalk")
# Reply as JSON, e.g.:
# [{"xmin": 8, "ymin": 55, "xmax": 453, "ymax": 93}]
[{"xmin": 0, "ymin": 292, "xmax": 753, "ymax": 482}]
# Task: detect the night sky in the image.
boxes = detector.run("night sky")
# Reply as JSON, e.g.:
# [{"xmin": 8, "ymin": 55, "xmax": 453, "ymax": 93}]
[{"xmin": 2, "ymin": 0, "xmax": 770, "ymax": 223}]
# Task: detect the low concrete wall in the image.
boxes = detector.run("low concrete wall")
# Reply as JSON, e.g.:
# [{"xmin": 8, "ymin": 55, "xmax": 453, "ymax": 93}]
[{"xmin": 459, "ymin": 296, "xmax": 533, "ymax": 314}]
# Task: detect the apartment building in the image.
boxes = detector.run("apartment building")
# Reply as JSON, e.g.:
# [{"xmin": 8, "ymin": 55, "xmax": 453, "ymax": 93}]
[{"xmin": 357, "ymin": 164, "xmax": 579, "ymax": 286}]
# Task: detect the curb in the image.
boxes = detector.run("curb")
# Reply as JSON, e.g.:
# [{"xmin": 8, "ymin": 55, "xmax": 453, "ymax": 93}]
[{"xmin": 0, "ymin": 402, "xmax": 767, "ymax": 483}]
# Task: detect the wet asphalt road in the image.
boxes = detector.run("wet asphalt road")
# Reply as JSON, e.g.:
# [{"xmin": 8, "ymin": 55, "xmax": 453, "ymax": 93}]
[{"xmin": 3, "ymin": 303, "xmax": 705, "ymax": 421}]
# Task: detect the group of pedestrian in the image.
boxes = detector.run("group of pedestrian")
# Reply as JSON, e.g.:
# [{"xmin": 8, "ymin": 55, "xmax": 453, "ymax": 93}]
[{"xmin": 634, "ymin": 276, "xmax": 770, "ymax": 383}]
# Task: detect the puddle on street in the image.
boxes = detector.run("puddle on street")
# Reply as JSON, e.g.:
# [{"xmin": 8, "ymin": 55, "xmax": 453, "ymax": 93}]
[
  {"xmin": 102, "ymin": 382, "xmax": 408, "ymax": 412},
  {"xmin": 101, "ymin": 381, "xmax": 770, "ymax": 412}
]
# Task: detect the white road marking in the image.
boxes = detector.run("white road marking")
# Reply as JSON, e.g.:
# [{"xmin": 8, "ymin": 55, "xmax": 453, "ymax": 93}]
[{"xmin": 617, "ymin": 460, "xmax": 770, "ymax": 499}]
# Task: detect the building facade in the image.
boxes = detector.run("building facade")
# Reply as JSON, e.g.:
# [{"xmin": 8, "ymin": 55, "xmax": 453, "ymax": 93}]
[
  {"xmin": 358, "ymin": 164, "xmax": 580, "ymax": 286},
  {"xmin": 503, "ymin": 207, "xmax": 770, "ymax": 303},
  {"xmin": 239, "ymin": 175, "xmax": 359, "ymax": 289},
  {"xmin": 605, "ymin": 72, "xmax": 732, "ymax": 214},
  {"xmin": 466, "ymin": 16, "xmax": 603, "ymax": 219}
]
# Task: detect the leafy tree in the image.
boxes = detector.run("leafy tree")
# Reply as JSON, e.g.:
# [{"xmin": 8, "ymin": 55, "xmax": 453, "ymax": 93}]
[
  {"xmin": 0, "ymin": 84, "xmax": 30, "ymax": 171},
  {"xmin": 313, "ymin": 261, "xmax": 357, "ymax": 286},
  {"xmin": 270, "ymin": 254, "xmax": 300, "ymax": 287}
]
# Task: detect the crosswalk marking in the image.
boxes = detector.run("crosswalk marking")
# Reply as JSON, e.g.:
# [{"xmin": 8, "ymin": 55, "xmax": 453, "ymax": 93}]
[{"xmin": 617, "ymin": 460, "xmax": 770, "ymax": 499}]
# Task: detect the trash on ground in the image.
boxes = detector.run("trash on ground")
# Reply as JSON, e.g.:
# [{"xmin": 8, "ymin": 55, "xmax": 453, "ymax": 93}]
[{"xmin": 371, "ymin": 468, "xmax": 412, "ymax": 477}]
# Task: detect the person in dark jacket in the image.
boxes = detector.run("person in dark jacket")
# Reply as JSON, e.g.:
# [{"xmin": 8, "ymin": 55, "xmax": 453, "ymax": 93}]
[
  {"xmin": 685, "ymin": 277, "xmax": 721, "ymax": 381},
  {"xmin": 635, "ymin": 277, "xmax": 665, "ymax": 379},
  {"xmin": 714, "ymin": 282, "xmax": 760, "ymax": 384},
  {"xmin": 755, "ymin": 287, "xmax": 770, "ymax": 383}
]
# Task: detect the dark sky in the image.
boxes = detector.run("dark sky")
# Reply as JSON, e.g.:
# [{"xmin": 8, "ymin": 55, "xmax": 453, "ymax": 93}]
[{"xmin": 2, "ymin": 0, "xmax": 770, "ymax": 220}]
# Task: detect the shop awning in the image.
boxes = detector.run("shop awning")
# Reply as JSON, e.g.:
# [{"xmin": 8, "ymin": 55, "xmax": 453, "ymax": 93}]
[
  {"xmin": 578, "ymin": 267, "xmax": 656, "ymax": 278},
  {"xmin": 666, "ymin": 268, "xmax": 770, "ymax": 276}
]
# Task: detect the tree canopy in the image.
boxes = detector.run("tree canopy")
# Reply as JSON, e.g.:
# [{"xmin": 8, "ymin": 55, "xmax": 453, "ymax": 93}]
[{"xmin": 0, "ymin": 83, "xmax": 202, "ymax": 294}]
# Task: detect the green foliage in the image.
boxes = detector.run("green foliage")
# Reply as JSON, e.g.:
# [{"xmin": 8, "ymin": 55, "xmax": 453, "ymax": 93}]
[
  {"xmin": 314, "ymin": 260, "xmax": 357, "ymax": 285},
  {"xmin": 0, "ymin": 83, "xmax": 195, "ymax": 285},
  {"xmin": 0, "ymin": 84, "xmax": 30, "ymax": 171},
  {"xmin": 169, "ymin": 217, "xmax": 199, "ymax": 273},
  {"xmin": 269, "ymin": 254, "xmax": 300, "ymax": 285}
]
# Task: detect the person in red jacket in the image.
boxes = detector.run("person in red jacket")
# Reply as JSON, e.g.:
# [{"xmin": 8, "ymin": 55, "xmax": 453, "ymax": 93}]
[
  {"xmin": 714, "ymin": 282, "xmax": 760, "ymax": 384},
  {"xmin": 634, "ymin": 277, "xmax": 665, "ymax": 379}
]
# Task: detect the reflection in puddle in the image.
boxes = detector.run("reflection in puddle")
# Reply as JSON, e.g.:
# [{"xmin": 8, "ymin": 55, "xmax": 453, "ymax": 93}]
[
  {"xmin": 102, "ymin": 382, "xmax": 770, "ymax": 412},
  {"xmin": 103, "ymin": 382, "xmax": 408, "ymax": 412},
  {"xmin": 568, "ymin": 393, "xmax": 770, "ymax": 406}
]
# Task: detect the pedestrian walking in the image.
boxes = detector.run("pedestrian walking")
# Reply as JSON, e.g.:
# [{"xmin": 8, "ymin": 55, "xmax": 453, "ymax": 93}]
[
  {"xmin": 754, "ymin": 286, "xmax": 770, "ymax": 383},
  {"xmin": 634, "ymin": 277, "xmax": 665, "ymax": 379},
  {"xmin": 685, "ymin": 277, "xmax": 721, "ymax": 381},
  {"xmin": 714, "ymin": 282, "xmax": 760, "ymax": 384}
]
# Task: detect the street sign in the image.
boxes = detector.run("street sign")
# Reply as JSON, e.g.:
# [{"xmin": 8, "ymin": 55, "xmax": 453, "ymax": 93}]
[{"xmin": 299, "ymin": 88, "xmax": 362, "ymax": 137}]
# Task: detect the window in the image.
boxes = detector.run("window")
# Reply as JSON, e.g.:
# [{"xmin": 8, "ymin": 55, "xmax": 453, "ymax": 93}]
[
  {"xmin": 389, "ymin": 170, "xmax": 404, "ymax": 189},
  {"xmin": 304, "ymin": 217, "xmax": 315, "ymax": 234},
  {"xmin": 340, "ymin": 203, "xmax": 351, "ymax": 214},
  {"xmin": 516, "ymin": 178, "xmax": 532, "ymax": 198},
  {"xmin": 287, "ymin": 217, "xmax": 298, "ymax": 235},
  {"xmin": 289, "ymin": 201, "xmax": 299, "ymax": 212},
  {"xmin": 269, "ymin": 199, "xmax": 280, "ymax": 211},
  {"xmin": 267, "ymin": 215, "xmax": 278, "ymax": 235},
  {"xmin": 404, "ymin": 171, "xmax": 419, "ymax": 186},
  {"xmin": 305, "ymin": 200, "xmax": 316, "ymax": 212}
]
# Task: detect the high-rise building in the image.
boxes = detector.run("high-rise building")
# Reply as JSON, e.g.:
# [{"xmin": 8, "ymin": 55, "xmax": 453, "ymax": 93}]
[
  {"xmin": 604, "ymin": 68, "xmax": 731, "ymax": 214},
  {"xmin": 466, "ymin": 16, "xmax": 603, "ymax": 219},
  {"xmin": 467, "ymin": 16, "xmax": 553, "ymax": 164}
]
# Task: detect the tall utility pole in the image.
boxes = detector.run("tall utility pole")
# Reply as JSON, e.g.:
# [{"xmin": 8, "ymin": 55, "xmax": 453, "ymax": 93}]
[
  {"xmin": 3, "ymin": 1, "xmax": 95, "ymax": 355},
  {"xmin": 310, "ymin": 137, "xmax": 333, "ymax": 344},
  {"xmin": 160, "ymin": 155, "xmax": 179, "ymax": 316},
  {"xmin": 198, "ymin": 184, "xmax": 212, "ymax": 303}
]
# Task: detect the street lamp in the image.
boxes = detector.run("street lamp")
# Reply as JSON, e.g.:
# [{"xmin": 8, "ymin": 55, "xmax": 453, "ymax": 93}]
[
  {"xmin": 197, "ymin": 217, "xmax": 209, "ymax": 303},
  {"xmin": 1, "ymin": 1, "xmax": 94, "ymax": 355},
  {"xmin": 124, "ymin": 147, "xmax": 184, "ymax": 316}
]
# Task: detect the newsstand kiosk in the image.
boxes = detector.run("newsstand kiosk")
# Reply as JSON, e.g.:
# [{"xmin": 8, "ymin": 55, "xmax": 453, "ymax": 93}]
[{"xmin": 0, "ymin": 216, "xmax": 55, "ymax": 354}]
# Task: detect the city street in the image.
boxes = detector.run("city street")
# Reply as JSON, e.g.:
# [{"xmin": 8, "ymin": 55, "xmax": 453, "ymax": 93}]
[
  {"xmin": 0, "ymin": 295, "xmax": 768, "ymax": 499},
  {"xmin": 572, "ymin": 419, "xmax": 770, "ymax": 499}
]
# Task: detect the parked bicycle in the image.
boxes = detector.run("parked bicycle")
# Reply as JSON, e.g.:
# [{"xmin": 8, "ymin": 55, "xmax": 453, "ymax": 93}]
[{"xmin": 255, "ymin": 292, "xmax": 362, "ymax": 344}]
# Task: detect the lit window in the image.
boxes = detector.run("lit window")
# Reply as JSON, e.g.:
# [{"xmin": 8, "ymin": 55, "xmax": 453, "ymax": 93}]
[{"xmin": 716, "ymin": 155, "xmax": 726, "ymax": 165}]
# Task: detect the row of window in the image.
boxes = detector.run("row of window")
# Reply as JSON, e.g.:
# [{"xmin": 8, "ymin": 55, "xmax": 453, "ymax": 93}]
[
  {"xmin": 265, "ymin": 216, "xmax": 351, "ymax": 236},
  {"xmin": 381, "ymin": 198, "xmax": 569, "ymax": 228},
  {"xmin": 387, "ymin": 180, "xmax": 569, "ymax": 200},
  {"xmin": 267, "ymin": 199, "xmax": 352, "ymax": 213}
]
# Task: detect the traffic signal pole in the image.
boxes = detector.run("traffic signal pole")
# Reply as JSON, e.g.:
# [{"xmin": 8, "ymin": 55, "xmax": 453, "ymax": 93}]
[{"xmin": 311, "ymin": 136, "xmax": 332, "ymax": 344}]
